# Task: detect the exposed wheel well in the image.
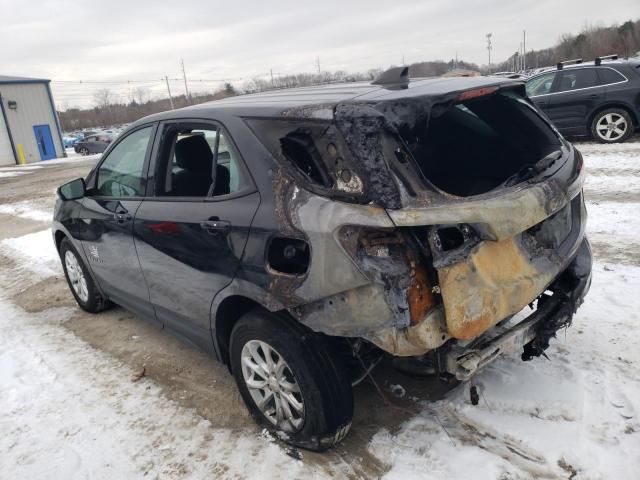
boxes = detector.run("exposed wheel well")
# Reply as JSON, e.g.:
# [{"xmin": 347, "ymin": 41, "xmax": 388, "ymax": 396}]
[
  {"xmin": 214, "ymin": 295, "xmax": 267, "ymax": 366},
  {"xmin": 589, "ymin": 104, "xmax": 638, "ymax": 129},
  {"xmin": 54, "ymin": 230, "xmax": 67, "ymax": 253}
]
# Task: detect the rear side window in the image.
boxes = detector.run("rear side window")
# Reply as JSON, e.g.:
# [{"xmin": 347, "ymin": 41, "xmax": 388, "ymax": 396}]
[
  {"xmin": 557, "ymin": 68, "xmax": 598, "ymax": 92},
  {"xmin": 598, "ymin": 68, "xmax": 626, "ymax": 85},
  {"xmin": 154, "ymin": 124, "xmax": 250, "ymax": 198},
  {"xmin": 96, "ymin": 127, "xmax": 152, "ymax": 197},
  {"xmin": 526, "ymin": 72, "xmax": 556, "ymax": 96}
]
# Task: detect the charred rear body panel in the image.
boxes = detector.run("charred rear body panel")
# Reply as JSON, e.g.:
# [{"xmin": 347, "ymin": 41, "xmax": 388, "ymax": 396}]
[{"xmin": 241, "ymin": 79, "xmax": 591, "ymax": 361}]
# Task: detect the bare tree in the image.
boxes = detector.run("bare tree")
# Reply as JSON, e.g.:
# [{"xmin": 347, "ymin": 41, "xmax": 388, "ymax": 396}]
[
  {"xmin": 132, "ymin": 86, "xmax": 150, "ymax": 105},
  {"xmin": 93, "ymin": 88, "xmax": 112, "ymax": 110}
]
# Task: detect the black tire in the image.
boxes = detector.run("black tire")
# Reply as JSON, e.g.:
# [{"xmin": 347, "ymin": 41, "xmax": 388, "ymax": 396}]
[
  {"xmin": 230, "ymin": 310, "xmax": 353, "ymax": 451},
  {"xmin": 591, "ymin": 108, "xmax": 634, "ymax": 143},
  {"xmin": 59, "ymin": 238, "xmax": 111, "ymax": 313},
  {"xmin": 79, "ymin": 147, "xmax": 89, "ymax": 155}
]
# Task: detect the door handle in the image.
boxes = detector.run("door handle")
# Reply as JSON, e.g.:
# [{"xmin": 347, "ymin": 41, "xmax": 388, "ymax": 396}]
[
  {"xmin": 113, "ymin": 212, "xmax": 132, "ymax": 223},
  {"xmin": 200, "ymin": 219, "xmax": 230, "ymax": 233}
]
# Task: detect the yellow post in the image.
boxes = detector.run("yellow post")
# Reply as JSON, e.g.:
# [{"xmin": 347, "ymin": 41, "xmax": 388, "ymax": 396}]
[{"xmin": 16, "ymin": 144, "xmax": 26, "ymax": 165}]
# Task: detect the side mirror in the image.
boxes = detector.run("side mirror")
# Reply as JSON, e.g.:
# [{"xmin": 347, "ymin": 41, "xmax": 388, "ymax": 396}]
[{"xmin": 58, "ymin": 178, "xmax": 86, "ymax": 201}]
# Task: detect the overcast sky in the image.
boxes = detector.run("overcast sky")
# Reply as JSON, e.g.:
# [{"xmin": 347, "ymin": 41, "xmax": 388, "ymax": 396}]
[{"xmin": 1, "ymin": 0, "xmax": 637, "ymax": 109}]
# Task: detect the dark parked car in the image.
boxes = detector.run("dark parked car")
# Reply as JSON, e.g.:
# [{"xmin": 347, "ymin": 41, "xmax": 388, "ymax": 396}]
[
  {"xmin": 53, "ymin": 72, "xmax": 592, "ymax": 450},
  {"xmin": 526, "ymin": 56, "xmax": 640, "ymax": 143},
  {"xmin": 74, "ymin": 134, "xmax": 112, "ymax": 155}
]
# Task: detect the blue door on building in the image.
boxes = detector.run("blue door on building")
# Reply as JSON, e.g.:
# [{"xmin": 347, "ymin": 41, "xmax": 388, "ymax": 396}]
[{"xmin": 33, "ymin": 125, "xmax": 56, "ymax": 161}]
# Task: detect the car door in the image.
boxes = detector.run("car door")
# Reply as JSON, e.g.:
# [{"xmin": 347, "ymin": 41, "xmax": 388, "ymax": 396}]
[
  {"xmin": 133, "ymin": 120, "xmax": 260, "ymax": 350},
  {"xmin": 76, "ymin": 124, "xmax": 157, "ymax": 318},
  {"xmin": 526, "ymin": 71, "xmax": 557, "ymax": 114},
  {"xmin": 96, "ymin": 135, "xmax": 112, "ymax": 153},
  {"xmin": 546, "ymin": 67, "xmax": 605, "ymax": 135},
  {"xmin": 82, "ymin": 136, "xmax": 97, "ymax": 153}
]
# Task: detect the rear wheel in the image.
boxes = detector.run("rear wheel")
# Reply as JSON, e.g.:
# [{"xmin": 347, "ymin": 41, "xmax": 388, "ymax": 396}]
[
  {"xmin": 59, "ymin": 238, "xmax": 110, "ymax": 313},
  {"xmin": 79, "ymin": 147, "xmax": 89, "ymax": 155},
  {"xmin": 230, "ymin": 310, "xmax": 353, "ymax": 451},
  {"xmin": 591, "ymin": 109, "xmax": 633, "ymax": 143}
]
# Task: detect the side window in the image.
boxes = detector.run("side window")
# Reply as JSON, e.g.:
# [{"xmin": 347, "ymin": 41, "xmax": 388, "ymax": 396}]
[
  {"xmin": 557, "ymin": 69, "xmax": 598, "ymax": 92},
  {"xmin": 526, "ymin": 73, "xmax": 556, "ymax": 96},
  {"xmin": 598, "ymin": 68, "xmax": 626, "ymax": 85},
  {"xmin": 217, "ymin": 130, "xmax": 244, "ymax": 194},
  {"xmin": 95, "ymin": 126, "xmax": 152, "ymax": 197},
  {"xmin": 155, "ymin": 124, "xmax": 250, "ymax": 198}
]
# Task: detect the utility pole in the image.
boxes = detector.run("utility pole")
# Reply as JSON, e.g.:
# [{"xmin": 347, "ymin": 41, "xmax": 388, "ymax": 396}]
[
  {"xmin": 316, "ymin": 56, "xmax": 321, "ymax": 75},
  {"xmin": 270, "ymin": 68, "xmax": 274, "ymax": 87},
  {"xmin": 486, "ymin": 33, "xmax": 493, "ymax": 73},
  {"xmin": 523, "ymin": 30, "xmax": 526, "ymax": 72},
  {"xmin": 164, "ymin": 76, "xmax": 175, "ymax": 109},
  {"xmin": 181, "ymin": 58, "xmax": 190, "ymax": 100},
  {"xmin": 519, "ymin": 42, "xmax": 523, "ymax": 71}
]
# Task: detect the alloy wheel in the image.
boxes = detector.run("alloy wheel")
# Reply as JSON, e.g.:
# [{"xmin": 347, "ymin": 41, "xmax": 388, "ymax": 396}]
[
  {"xmin": 240, "ymin": 339, "xmax": 305, "ymax": 432},
  {"xmin": 595, "ymin": 113, "xmax": 627, "ymax": 141},
  {"xmin": 65, "ymin": 250, "xmax": 89, "ymax": 302}
]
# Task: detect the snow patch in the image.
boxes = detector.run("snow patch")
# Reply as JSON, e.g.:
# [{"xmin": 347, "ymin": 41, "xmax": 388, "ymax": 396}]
[
  {"xmin": 0, "ymin": 200, "xmax": 53, "ymax": 223},
  {"xmin": 0, "ymin": 171, "xmax": 30, "ymax": 178},
  {"xmin": 0, "ymin": 229, "xmax": 60, "ymax": 278}
]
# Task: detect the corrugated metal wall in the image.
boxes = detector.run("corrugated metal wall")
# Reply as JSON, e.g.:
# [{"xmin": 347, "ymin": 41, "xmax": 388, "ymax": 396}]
[
  {"xmin": 0, "ymin": 108, "xmax": 13, "ymax": 166},
  {"xmin": 0, "ymin": 83, "xmax": 63, "ymax": 163}
]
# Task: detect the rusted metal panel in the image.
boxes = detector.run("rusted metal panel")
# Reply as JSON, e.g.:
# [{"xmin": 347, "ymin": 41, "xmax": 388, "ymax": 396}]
[
  {"xmin": 368, "ymin": 306, "xmax": 449, "ymax": 356},
  {"xmin": 407, "ymin": 262, "xmax": 436, "ymax": 326},
  {"xmin": 437, "ymin": 237, "xmax": 556, "ymax": 340}
]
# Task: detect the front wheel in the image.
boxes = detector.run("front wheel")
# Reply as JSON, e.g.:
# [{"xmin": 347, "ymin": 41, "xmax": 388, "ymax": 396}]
[
  {"xmin": 59, "ymin": 238, "xmax": 111, "ymax": 313},
  {"xmin": 230, "ymin": 310, "xmax": 353, "ymax": 451},
  {"xmin": 79, "ymin": 147, "xmax": 89, "ymax": 155},
  {"xmin": 591, "ymin": 109, "xmax": 633, "ymax": 143}
]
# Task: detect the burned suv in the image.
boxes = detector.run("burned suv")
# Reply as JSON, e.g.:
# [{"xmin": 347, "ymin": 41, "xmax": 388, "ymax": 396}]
[{"xmin": 53, "ymin": 70, "xmax": 592, "ymax": 451}]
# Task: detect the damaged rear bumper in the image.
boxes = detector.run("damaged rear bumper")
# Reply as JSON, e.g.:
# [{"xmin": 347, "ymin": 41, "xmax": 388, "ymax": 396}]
[{"xmin": 442, "ymin": 238, "xmax": 592, "ymax": 380}]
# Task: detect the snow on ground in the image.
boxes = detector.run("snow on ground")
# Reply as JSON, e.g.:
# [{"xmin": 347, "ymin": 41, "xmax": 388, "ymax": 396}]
[
  {"xmin": 370, "ymin": 263, "xmax": 640, "ymax": 479},
  {"xmin": 0, "ymin": 165, "xmax": 43, "ymax": 171},
  {"xmin": 1, "ymin": 229, "xmax": 60, "ymax": 278},
  {"xmin": 0, "ymin": 200, "xmax": 53, "ymax": 223},
  {"xmin": 585, "ymin": 174, "xmax": 640, "ymax": 197},
  {"xmin": 0, "ymin": 139, "xmax": 639, "ymax": 479},
  {"xmin": 0, "ymin": 230, "xmax": 314, "ymax": 479},
  {"xmin": 587, "ymin": 202, "xmax": 639, "ymax": 240},
  {"xmin": 0, "ymin": 299, "xmax": 312, "ymax": 479},
  {"xmin": 0, "ymin": 149, "xmax": 99, "ymax": 173},
  {"xmin": 0, "ymin": 170, "xmax": 30, "ymax": 178}
]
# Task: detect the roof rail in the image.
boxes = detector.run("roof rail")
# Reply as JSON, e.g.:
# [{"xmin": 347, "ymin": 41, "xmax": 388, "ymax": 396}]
[
  {"xmin": 595, "ymin": 54, "xmax": 618, "ymax": 66},
  {"xmin": 372, "ymin": 66, "xmax": 410, "ymax": 89},
  {"xmin": 557, "ymin": 58, "xmax": 582, "ymax": 70}
]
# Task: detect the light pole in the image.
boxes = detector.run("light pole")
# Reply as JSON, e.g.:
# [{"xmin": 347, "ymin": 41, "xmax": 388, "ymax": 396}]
[{"xmin": 486, "ymin": 33, "xmax": 493, "ymax": 73}]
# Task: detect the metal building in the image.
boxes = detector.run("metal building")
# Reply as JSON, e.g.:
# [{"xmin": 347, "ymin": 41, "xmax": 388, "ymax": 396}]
[{"xmin": 0, "ymin": 75, "xmax": 65, "ymax": 166}]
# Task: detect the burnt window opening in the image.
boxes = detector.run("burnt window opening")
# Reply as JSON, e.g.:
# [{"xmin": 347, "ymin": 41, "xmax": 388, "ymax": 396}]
[
  {"xmin": 435, "ymin": 227, "xmax": 465, "ymax": 251},
  {"xmin": 280, "ymin": 129, "xmax": 333, "ymax": 188},
  {"xmin": 267, "ymin": 237, "xmax": 310, "ymax": 275},
  {"xmin": 402, "ymin": 91, "xmax": 561, "ymax": 197}
]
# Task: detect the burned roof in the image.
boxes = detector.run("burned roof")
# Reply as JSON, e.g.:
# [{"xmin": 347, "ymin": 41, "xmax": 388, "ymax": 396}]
[{"xmin": 135, "ymin": 76, "xmax": 523, "ymax": 125}]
